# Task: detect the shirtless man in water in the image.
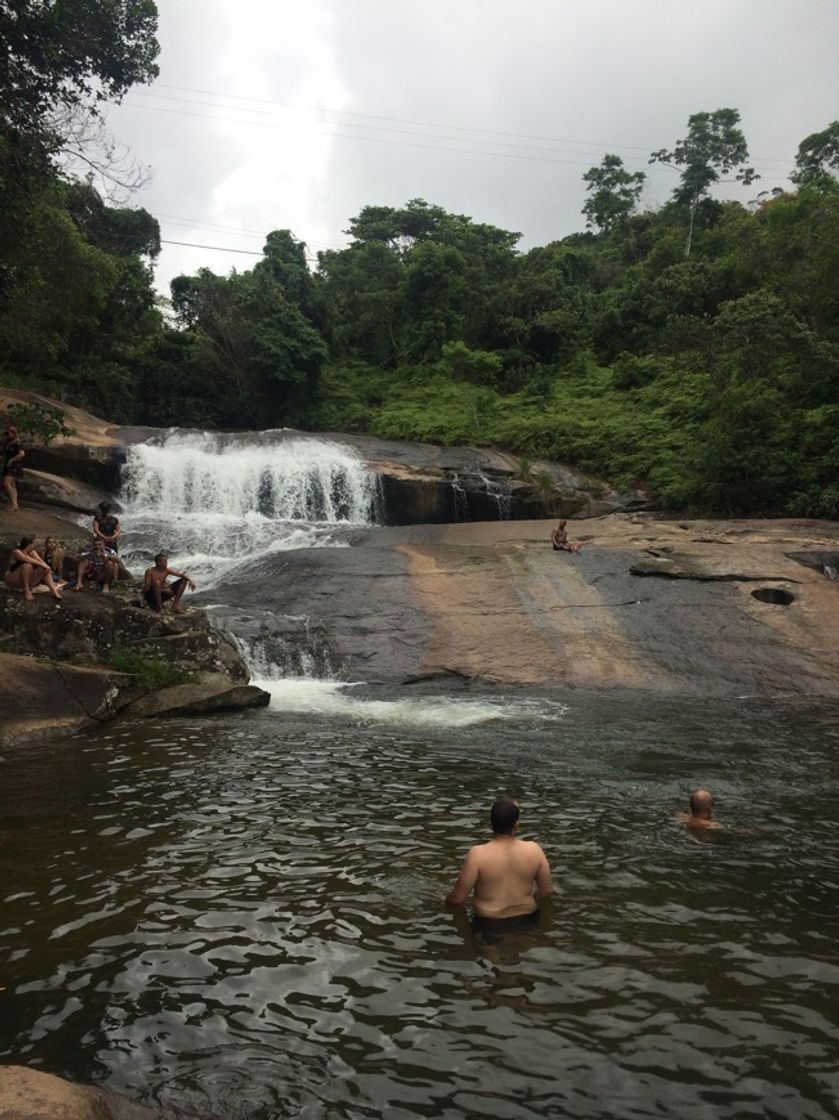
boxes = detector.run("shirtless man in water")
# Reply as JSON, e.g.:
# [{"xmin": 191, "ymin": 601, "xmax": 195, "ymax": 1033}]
[
  {"xmin": 143, "ymin": 552, "xmax": 196, "ymax": 613},
  {"xmin": 677, "ymin": 788, "xmax": 723, "ymax": 830},
  {"xmin": 444, "ymin": 798, "xmax": 553, "ymax": 927}
]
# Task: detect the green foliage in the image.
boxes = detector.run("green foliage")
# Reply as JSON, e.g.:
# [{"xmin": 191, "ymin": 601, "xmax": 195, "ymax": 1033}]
[
  {"xmin": 110, "ymin": 649, "xmax": 192, "ymax": 691},
  {"xmin": 436, "ymin": 341, "xmax": 503, "ymax": 386},
  {"xmin": 3, "ymin": 402, "xmax": 75, "ymax": 445},
  {"xmin": 582, "ymin": 154, "xmax": 646, "ymax": 231},
  {"xmin": 650, "ymin": 109, "xmax": 758, "ymax": 256},
  {"xmin": 791, "ymin": 121, "xmax": 839, "ymax": 186},
  {"xmin": 2, "ymin": 71, "xmax": 838, "ymax": 521},
  {"xmin": 650, "ymin": 108, "xmax": 758, "ymax": 205}
]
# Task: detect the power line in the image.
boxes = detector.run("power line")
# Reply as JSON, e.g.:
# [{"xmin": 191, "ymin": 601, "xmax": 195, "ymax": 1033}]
[
  {"xmin": 161, "ymin": 238, "xmax": 258, "ymax": 255},
  {"xmin": 157, "ymin": 213, "xmax": 345, "ymax": 251},
  {"xmin": 156, "ymin": 82, "xmax": 658, "ymax": 152},
  {"xmin": 123, "ymin": 101, "xmax": 655, "ymax": 169},
  {"xmin": 123, "ymin": 99, "xmax": 794, "ymax": 179},
  {"xmin": 138, "ymin": 89, "xmax": 645, "ymax": 163},
  {"xmin": 153, "ymin": 81, "xmax": 797, "ymax": 166},
  {"xmin": 160, "ymin": 238, "xmax": 320, "ymax": 263}
]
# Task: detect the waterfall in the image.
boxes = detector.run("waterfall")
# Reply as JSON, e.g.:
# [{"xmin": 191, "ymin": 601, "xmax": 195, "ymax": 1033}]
[
  {"xmin": 119, "ymin": 431, "xmax": 379, "ymax": 590},
  {"xmin": 475, "ymin": 471, "xmax": 512, "ymax": 519}
]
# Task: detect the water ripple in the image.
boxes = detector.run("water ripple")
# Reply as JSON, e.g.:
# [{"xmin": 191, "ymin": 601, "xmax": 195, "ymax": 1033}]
[{"xmin": 1, "ymin": 693, "xmax": 839, "ymax": 1118}]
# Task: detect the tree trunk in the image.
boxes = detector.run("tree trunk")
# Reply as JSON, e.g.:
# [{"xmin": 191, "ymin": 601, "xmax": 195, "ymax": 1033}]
[{"xmin": 684, "ymin": 188, "xmax": 698, "ymax": 258}]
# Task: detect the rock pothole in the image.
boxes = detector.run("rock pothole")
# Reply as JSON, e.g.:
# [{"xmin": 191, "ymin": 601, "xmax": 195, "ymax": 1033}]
[{"xmin": 751, "ymin": 587, "xmax": 795, "ymax": 605}]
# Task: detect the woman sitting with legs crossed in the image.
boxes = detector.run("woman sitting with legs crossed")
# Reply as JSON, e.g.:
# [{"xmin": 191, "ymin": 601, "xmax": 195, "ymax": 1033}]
[{"xmin": 4, "ymin": 536, "xmax": 63, "ymax": 601}]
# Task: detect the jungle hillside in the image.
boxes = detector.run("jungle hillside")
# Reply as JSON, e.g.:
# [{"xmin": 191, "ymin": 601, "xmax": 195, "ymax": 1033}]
[{"xmin": 1, "ymin": 3, "xmax": 838, "ymax": 516}]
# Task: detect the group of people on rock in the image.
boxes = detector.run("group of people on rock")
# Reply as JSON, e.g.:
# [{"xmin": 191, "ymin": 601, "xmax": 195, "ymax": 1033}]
[
  {"xmin": 3, "ymin": 501, "xmax": 123, "ymax": 600},
  {"xmin": 3, "ymin": 488, "xmax": 195, "ymax": 611}
]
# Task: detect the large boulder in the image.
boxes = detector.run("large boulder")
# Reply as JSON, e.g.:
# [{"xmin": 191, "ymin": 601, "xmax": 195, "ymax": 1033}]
[
  {"xmin": 123, "ymin": 677, "xmax": 271, "ymax": 717},
  {"xmin": 0, "ymin": 585, "xmax": 248, "ymax": 681},
  {"xmin": 0, "ymin": 652, "xmax": 133, "ymax": 741},
  {"xmin": 0, "ymin": 1064, "xmax": 203, "ymax": 1119},
  {"xmin": 18, "ymin": 468, "xmax": 118, "ymax": 516},
  {"xmin": 0, "ymin": 388, "xmax": 123, "ymax": 490}
]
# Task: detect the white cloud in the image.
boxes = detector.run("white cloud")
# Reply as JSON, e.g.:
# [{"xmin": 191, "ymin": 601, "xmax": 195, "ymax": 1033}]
[{"xmin": 104, "ymin": 0, "xmax": 839, "ymax": 292}]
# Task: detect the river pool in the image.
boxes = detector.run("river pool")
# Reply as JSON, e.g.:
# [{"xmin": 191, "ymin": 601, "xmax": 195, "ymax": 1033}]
[{"xmin": 2, "ymin": 685, "xmax": 839, "ymax": 1119}]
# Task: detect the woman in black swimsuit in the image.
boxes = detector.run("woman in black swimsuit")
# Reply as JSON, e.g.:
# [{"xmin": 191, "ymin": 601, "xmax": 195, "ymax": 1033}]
[
  {"xmin": 5, "ymin": 536, "xmax": 63, "ymax": 601},
  {"xmin": 2, "ymin": 425, "xmax": 24, "ymax": 511}
]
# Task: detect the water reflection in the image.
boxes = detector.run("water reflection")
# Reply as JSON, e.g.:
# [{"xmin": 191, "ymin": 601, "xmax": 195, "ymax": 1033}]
[{"xmin": 1, "ymin": 691, "xmax": 839, "ymax": 1119}]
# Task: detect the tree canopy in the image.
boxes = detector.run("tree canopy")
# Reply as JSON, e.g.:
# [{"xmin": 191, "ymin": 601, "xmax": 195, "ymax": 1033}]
[
  {"xmin": 0, "ymin": 0, "xmax": 159, "ymax": 141},
  {"xmin": 2, "ymin": 80, "xmax": 837, "ymax": 519}
]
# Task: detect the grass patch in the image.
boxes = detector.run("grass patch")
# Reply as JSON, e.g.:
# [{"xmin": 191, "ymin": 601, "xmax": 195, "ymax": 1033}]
[{"xmin": 110, "ymin": 650, "xmax": 193, "ymax": 691}]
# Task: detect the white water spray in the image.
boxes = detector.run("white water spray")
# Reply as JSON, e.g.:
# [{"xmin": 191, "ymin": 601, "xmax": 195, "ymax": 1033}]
[{"xmin": 119, "ymin": 431, "xmax": 379, "ymax": 588}]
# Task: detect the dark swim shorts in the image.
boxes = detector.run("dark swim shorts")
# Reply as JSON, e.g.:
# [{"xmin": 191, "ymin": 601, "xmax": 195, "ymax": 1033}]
[{"xmin": 471, "ymin": 908, "xmax": 540, "ymax": 939}]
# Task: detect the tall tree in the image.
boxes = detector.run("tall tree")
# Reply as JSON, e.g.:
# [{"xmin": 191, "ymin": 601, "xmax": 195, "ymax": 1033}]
[
  {"xmin": 791, "ymin": 121, "xmax": 839, "ymax": 187},
  {"xmin": 650, "ymin": 109, "xmax": 758, "ymax": 257},
  {"xmin": 582, "ymin": 154, "xmax": 646, "ymax": 231},
  {"xmin": 0, "ymin": 0, "xmax": 159, "ymax": 143}
]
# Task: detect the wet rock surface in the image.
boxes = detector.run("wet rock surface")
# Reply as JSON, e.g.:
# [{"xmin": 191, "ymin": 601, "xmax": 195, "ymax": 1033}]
[
  {"xmin": 18, "ymin": 468, "xmax": 117, "ymax": 516},
  {"xmin": 211, "ymin": 515, "xmax": 839, "ymax": 698},
  {"xmin": 199, "ymin": 533, "xmax": 432, "ymax": 683},
  {"xmin": 0, "ymin": 653, "xmax": 131, "ymax": 744},
  {"xmin": 123, "ymin": 678, "xmax": 271, "ymax": 718},
  {"xmin": 0, "ymin": 583, "xmax": 247, "ymax": 680}
]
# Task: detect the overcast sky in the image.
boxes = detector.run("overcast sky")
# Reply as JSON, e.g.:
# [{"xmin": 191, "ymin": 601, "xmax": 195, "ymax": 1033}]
[{"xmin": 103, "ymin": 0, "xmax": 839, "ymax": 295}]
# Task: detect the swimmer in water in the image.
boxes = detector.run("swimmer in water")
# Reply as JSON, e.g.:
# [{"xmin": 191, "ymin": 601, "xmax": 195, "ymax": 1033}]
[
  {"xmin": 677, "ymin": 788, "xmax": 724, "ymax": 830},
  {"xmin": 444, "ymin": 797, "xmax": 553, "ymax": 933}
]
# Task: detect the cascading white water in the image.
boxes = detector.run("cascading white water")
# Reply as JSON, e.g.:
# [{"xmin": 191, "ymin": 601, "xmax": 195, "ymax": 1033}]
[{"xmin": 119, "ymin": 431, "xmax": 379, "ymax": 589}]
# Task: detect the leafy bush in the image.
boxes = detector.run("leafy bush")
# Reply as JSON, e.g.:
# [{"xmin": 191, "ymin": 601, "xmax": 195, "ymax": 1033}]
[
  {"xmin": 3, "ymin": 402, "xmax": 75, "ymax": 445},
  {"xmin": 110, "ymin": 650, "xmax": 193, "ymax": 691}
]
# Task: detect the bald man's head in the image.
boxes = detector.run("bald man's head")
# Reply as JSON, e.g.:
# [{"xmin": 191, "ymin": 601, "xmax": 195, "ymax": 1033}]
[{"xmin": 689, "ymin": 789, "xmax": 714, "ymax": 818}]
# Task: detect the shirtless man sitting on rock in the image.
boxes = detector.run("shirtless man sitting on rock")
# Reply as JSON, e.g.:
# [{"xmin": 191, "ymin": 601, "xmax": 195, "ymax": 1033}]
[
  {"xmin": 143, "ymin": 552, "xmax": 196, "ymax": 613},
  {"xmin": 551, "ymin": 519, "xmax": 581, "ymax": 553},
  {"xmin": 445, "ymin": 797, "xmax": 553, "ymax": 933}
]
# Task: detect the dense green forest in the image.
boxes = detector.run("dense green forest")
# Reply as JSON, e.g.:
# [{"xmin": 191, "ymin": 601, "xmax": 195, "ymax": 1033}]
[{"xmin": 2, "ymin": 3, "xmax": 838, "ymax": 516}]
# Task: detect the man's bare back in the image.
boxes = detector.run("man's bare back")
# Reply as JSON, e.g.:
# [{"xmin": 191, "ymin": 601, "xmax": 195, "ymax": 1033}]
[{"xmin": 445, "ymin": 798, "xmax": 553, "ymax": 919}]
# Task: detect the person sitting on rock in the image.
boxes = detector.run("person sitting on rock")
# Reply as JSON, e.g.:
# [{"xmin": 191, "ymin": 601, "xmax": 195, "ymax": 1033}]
[
  {"xmin": 37, "ymin": 535, "xmax": 66, "ymax": 583},
  {"xmin": 551, "ymin": 519, "xmax": 581, "ymax": 553},
  {"xmin": 93, "ymin": 501, "xmax": 121, "ymax": 553},
  {"xmin": 4, "ymin": 535, "xmax": 63, "ymax": 601},
  {"xmin": 72, "ymin": 537, "xmax": 119, "ymax": 594},
  {"xmin": 1, "ymin": 424, "xmax": 25, "ymax": 512},
  {"xmin": 143, "ymin": 552, "xmax": 195, "ymax": 614},
  {"xmin": 677, "ymin": 788, "xmax": 724, "ymax": 831}
]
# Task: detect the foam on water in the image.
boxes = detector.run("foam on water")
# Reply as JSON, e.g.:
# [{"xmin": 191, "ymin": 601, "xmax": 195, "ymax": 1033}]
[{"xmin": 256, "ymin": 676, "xmax": 567, "ymax": 728}]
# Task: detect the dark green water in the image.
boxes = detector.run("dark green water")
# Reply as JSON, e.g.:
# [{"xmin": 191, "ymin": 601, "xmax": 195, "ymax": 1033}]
[{"xmin": 2, "ymin": 686, "xmax": 839, "ymax": 1119}]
